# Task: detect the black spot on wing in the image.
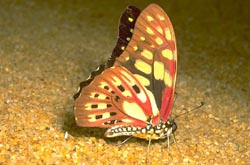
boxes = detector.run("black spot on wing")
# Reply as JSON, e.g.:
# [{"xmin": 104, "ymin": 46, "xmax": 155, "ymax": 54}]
[
  {"xmin": 95, "ymin": 115, "xmax": 102, "ymax": 119},
  {"xmin": 114, "ymin": 95, "xmax": 120, "ymax": 102},
  {"xmin": 132, "ymin": 85, "xmax": 140, "ymax": 93},
  {"xmin": 118, "ymin": 85, "xmax": 125, "ymax": 92},
  {"xmin": 91, "ymin": 104, "xmax": 98, "ymax": 108},
  {"xmin": 110, "ymin": 112, "xmax": 116, "ymax": 116}
]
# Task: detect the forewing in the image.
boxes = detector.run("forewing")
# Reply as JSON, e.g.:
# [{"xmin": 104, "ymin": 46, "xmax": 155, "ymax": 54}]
[
  {"xmin": 74, "ymin": 6, "xmax": 140, "ymax": 100},
  {"xmin": 114, "ymin": 4, "xmax": 177, "ymax": 123}
]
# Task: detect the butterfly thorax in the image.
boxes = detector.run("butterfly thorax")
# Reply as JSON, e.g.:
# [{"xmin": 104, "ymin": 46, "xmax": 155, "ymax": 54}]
[{"xmin": 105, "ymin": 120, "xmax": 177, "ymax": 140}]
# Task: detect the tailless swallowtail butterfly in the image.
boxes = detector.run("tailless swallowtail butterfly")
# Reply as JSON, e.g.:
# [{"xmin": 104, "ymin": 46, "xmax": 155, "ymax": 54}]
[{"xmin": 74, "ymin": 3, "xmax": 177, "ymax": 144}]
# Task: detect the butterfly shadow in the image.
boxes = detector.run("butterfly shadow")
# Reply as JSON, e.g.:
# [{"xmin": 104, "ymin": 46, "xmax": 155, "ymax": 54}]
[
  {"xmin": 61, "ymin": 100, "xmax": 176, "ymax": 149},
  {"xmin": 62, "ymin": 104, "xmax": 134, "ymax": 144},
  {"xmin": 62, "ymin": 106, "xmax": 155, "ymax": 146},
  {"xmin": 61, "ymin": 107, "xmax": 105, "ymax": 140}
]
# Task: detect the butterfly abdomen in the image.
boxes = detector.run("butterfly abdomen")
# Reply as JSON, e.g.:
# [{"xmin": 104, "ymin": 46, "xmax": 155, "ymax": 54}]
[{"xmin": 105, "ymin": 120, "xmax": 177, "ymax": 140}]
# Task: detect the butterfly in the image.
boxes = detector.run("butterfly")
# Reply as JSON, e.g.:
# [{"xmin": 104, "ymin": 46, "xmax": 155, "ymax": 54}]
[{"xmin": 74, "ymin": 3, "xmax": 177, "ymax": 143}]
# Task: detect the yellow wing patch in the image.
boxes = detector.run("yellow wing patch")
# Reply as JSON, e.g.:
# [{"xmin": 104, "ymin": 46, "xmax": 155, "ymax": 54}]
[
  {"xmin": 164, "ymin": 71, "xmax": 172, "ymax": 87},
  {"xmin": 141, "ymin": 49, "xmax": 153, "ymax": 60},
  {"xmin": 128, "ymin": 17, "xmax": 134, "ymax": 22},
  {"xmin": 165, "ymin": 27, "xmax": 171, "ymax": 40},
  {"xmin": 123, "ymin": 101, "xmax": 147, "ymax": 121},
  {"xmin": 146, "ymin": 15, "xmax": 154, "ymax": 22},
  {"xmin": 153, "ymin": 61, "xmax": 164, "ymax": 80},
  {"xmin": 155, "ymin": 37, "xmax": 163, "ymax": 45},
  {"xmin": 146, "ymin": 27, "xmax": 154, "ymax": 35},
  {"xmin": 134, "ymin": 60, "xmax": 152, "ymax": 74},
  {"xmin": 90, "ymin": 93, "xmax": 107, "ymax": 100},
  {"xmin": 122, "ymin": 90, "xmax": 132, "ymax": 97},
  {"xmin": 144, "ymin": 89, "xmax": 159, "ymax": 117},
  {"xmin": 134, "ymin": 74, "xmax": 150, "ymax": 86},
  {"xmin": 140, "ymin": 36, "xmax": 146, "ymax": 41},
  {"xmin": 156, "ymin": 26, "xmax": 163, "ymax": 34},
  {"xmin": 162, "ymin": 49, "xmax": 173, "ymax": 60},
  {"xmin": 157, "ymin": 14, "xmax": 165, "ymax": 21},
  {"xmin": 112, "ymin": 76, "xmax": 122, "ymax": 86},
  {"xmin": 133, "ymin": 45, "xmax": 138, "ymax": 51},
  {"xmin": 88, "ymin": 112, "xmax": 112, "ymax": 122}
]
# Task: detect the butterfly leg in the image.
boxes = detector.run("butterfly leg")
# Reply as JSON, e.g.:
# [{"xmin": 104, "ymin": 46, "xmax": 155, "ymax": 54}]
[
  {"xmin": 146, "ymin": 139, "xmax": 151, "ymax": 165},
  {"xmin": 116, "ymin": 136, "xmax": 133, "ymax": 147}
]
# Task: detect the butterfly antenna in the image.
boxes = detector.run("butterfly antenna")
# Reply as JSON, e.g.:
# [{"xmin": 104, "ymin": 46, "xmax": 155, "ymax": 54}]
[
  {"xmin": 146, "ymin": 139, "xmax": 151, "ymax": 165},
  {"xmin": 174, "ymin": 101, "xmax": 205, "ymax": 119}
]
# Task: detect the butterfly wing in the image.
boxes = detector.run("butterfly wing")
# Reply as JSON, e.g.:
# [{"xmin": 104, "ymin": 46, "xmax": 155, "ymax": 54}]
[
  {"xmin": 74, "ymin": 4, "xmax": 177, "ymax": 130},
  {"xmin": 111, "ymin": 5, "xmax": 140, "ymax": 59},
  {"xmin": 73, "ymin": 6, "xmax": 140, "ymax": 100},
  {"xmin": 75, "ymin": 66, "xmax": 154, "ymax": 128},
  {"xmin": 114, "ymin": 4, "xmax": 177, "ymax": 124}
]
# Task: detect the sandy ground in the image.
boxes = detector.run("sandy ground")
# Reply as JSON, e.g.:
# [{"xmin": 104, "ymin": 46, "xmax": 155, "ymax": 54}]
[{"xmin": 0, "ymin": 0, "xmax": 249, "ymax": 164}]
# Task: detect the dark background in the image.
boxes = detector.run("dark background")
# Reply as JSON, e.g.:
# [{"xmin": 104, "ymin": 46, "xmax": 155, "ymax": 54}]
[{"xmin": 0, "ymin": 0, "xmax": 249, "ymax": 164}]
